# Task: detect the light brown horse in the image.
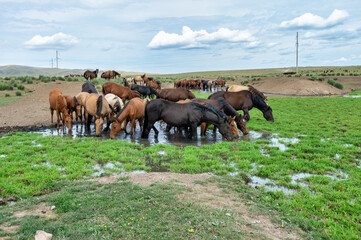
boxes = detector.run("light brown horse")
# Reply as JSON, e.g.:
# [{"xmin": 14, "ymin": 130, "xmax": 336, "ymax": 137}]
[
  {"xmin": 110, "ymin": 98, "xmax": 148, "ymax": 138},
  {"xmin": 133, "ymin": 75, "xmax": 144, "ymax": 85},
  {"xmin": 227, "ymin": 85, "xmax": 268, "ymax": 105},
  {"xmin": 76, "ymin": 92, "xmax": 113, "ymax": 136},
  {"xmin": 102, "ymin": 82, "xmax": 135, "ymax": 103},
  {"xmin": 147, "ymin": 80, "xmax": 161, "ymax": 90},
  {"xmin": 49, "ymin": 89, "xmax": 72, "ymax": 132},
  {"xmin": 64, "ymin": 95, "xmax": 82, "ymax": 122}
]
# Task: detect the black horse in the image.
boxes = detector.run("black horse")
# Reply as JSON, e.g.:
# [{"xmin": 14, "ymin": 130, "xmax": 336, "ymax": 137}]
[
  {"xmin": 191, "ymin": 97, "xmax": 248, "ymax": 135},
  {"xmin": 208, "ymin": 90, "xmax": 273, "ymax": 122},
  {"xmin": 82, "ymin": 82, "xmax": 98, "ymax": 94},
  {"xmin": 201, "ymin": 80, "xmax": 212, "ymax": 91},
  {"xmin": 141, "ymin": 99, "xmax": 234, "ymax": 140},
  {"xmin": 130, "ymin": 84, "xmax": 157, "ymax": 99}
]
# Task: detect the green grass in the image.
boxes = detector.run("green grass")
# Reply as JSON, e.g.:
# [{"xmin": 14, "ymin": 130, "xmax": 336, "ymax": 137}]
[
  {"xmin": 0, "ymin": 92, "xmax": 31, "ymax": 106},
  {"xmin": 1, "ymin": 96, "xmax": 361, "ymax": 239},
  {"xmin": 327, "ymin": 79, "xmax": 344, "ymax": 89},
  {"xmin": 347, "ymin": 90, "xmax": 361, "ymax": 95}
]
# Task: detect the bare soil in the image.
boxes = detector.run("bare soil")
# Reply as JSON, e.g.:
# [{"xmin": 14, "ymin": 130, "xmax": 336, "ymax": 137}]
[{"xmin": 92, "ymin": 173, "xmax": 301, "ymax": 239}]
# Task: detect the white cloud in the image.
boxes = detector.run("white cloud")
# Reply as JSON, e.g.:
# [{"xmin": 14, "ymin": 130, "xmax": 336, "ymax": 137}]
[
  {"xmin": 24, "ymin": 32, "xmax": 78, "ymax": 50},
  {"xmin": 148, "ymin": 26, "xmax": 258, "ymax": 49},
  {"xmin": 336, "ymin": 57, "xmax": 347, "ymax": 62},
  {"xmin": 280, "ymin": 9, "xmax": 349, "ymax": 29}
]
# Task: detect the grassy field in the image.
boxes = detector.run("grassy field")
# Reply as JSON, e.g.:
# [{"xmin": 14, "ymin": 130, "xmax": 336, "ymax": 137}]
[{"xmin": 1, "ymin": 95, "xmax": 361, "ymax": 239}]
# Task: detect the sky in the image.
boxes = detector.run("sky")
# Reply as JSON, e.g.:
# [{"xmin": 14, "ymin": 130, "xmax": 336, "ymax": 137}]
[{"xmin": 0, "ymin": 0, "xmax": 360, "ymax": 73}]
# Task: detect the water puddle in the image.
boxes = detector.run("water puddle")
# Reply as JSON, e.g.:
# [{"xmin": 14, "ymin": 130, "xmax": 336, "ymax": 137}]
[
  {"xmin": 249, "ymin": 176, "xmax": 296, "ymax": 195},
  {"xmin": 0, "ymin": 154, "xmax": 6, "ymax": 158},
  {"xmin": 343, "ymin": 94, "xmax": 361, "ymax": 98}
]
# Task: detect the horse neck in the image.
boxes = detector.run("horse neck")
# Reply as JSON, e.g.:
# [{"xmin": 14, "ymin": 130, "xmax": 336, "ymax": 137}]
[
  {"xmin": 116, "ymin": 105, "xmax": 130, "ymax": 123},
  {"xmin": 200, "ymin": 109, "xmax": 221, "ymax": 126},
  {"xmin": 251, "ymin": 94, "xmax": 268, "ymax": 112}
]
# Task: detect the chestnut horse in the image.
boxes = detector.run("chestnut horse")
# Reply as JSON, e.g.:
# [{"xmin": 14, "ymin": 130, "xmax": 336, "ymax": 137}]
[
  {"xmin": 141, "ymin": 99, "xmax": 234, "ymax": 141},
  {"xmin": 49, "ymin": 89, "xmax": 72, "ymax": 132},
  {"xmin": 102, "ymin": 82, "xmax": 135, "ymax": 103},
  {"xmin": 83, "ymin": 69, "xmax": 99, "ymax": 80},
  {"xmin": 157, "ymin": 88, "xmax": 195, "ymax": 102},
  {"xmin": 64, "ymin": 95, "xmax": 82, "ymax": 122},
  {"xmin": 110, "ymin": 98, "xmax": 148, "ymax": 138},
  {"xmin": 147, "ymin": 80, "xmax": 161, "ymax": 90},
  {"xmin": 101, "ymin": 70, "xmax": 121, "ymax": 80},
  {"xmin": 227, "ymin": 85, "xmax": 268, "ymax": 105},
  {"xmin": 208, "ymin": 90, "xmax": 274, "ymax": 122}
]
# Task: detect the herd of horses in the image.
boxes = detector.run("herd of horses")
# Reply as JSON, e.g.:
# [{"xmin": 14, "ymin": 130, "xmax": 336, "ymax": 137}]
[{"xmin": 49, "ymin": 73, "xmax": 274, "ymax": 141}]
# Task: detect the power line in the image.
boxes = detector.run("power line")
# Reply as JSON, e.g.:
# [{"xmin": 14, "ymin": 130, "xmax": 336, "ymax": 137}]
[{"xmin": 296, "ymin": 32, "xmax": 299, "ymax": 74}]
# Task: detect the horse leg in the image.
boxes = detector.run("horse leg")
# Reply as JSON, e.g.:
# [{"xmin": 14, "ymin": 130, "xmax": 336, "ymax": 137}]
[
  {"xmin": 190, "ymin": 123, "xmax": 198, "ymax": 139},
  {"xmin": 50, "ymin": 108, "xmax": 54, "ymax": 124},
  {"xmin": 138, "ymin": 117, "xmax": 143, "ymax": 130},
  {"xmin": 243, "ymin": 109, "xmax": 250, "ymax": 122},
  {"xmin": 56, "ymin": 110, "xmax": 60, "ymax": 130},
  {"xmin": 130, "ymin": 118, "xmax": 136, "ymax": 136},
  {"xmin": 165, "ymin": 124, "xmax": 172, "ymax": 132}
]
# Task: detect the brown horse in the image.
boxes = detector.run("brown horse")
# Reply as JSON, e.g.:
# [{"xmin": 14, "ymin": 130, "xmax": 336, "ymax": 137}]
[
  {"xmin": 102, "ymin": 82, "xmax": 135, "ymax": 103},
  {"xmin": 208, "ymin": 90, "xmax": 274, "ymax": 122},
  {"xmin": 64, "ymin": 95, "xmax": 82, "ymax": 122},
  {"xmin": 214, "ymin": 79, "xmax": 226, "ymax": 90},
  {"xmin": 110, "ymin": 98, "xmax": 148, "ymax": 138},
  {"xmin": 157, "ymin": 88, "xmax": 195, "ymax": 102},
  {"xmin": 133, "ymin": 75, "xmax": 144, "ymax": 85},
  {"xmin": 227, "ymin": 85, "xmax": 268, "ymax": 105},
  {"xmin": 101, "ymin": 70, "xmax": 121, "ymax": 80},
  {"xmin": 83, "ymin": 69, "xmax": 99, "ymax": 80},
  {"xmin": 49, "ymin": 89, "xmax": 72, "ymax": 132}
]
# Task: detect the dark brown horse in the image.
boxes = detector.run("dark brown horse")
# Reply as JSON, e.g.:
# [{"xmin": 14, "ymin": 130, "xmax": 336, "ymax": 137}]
[
  {"xmin": 141, "ymin": 99, "xmax": 234, "ymax": 141},
  {"xmin": 157, "ymin": 88, "xmax": 195, "ymax": 102},
  {"xmin": 208, "ymin": 90, "xmax": 274, "ymax": 122},
  {"xmin": 83, "ymin": 69, "xmax": 99, "ymax": 80},
  {"xmin": 191, "ymin": 98, "xmax": 248, "ymax": 135},
  {"xmin": 49, "ymin": 89, "xmax": 72, "ymax": 132},
  {"xmin": 102, "ymin": 82, "xmax": 135, "ymax": 103},
  {"xmin": 101, "ymin": 70, "xmax": 121, "ymax": 80},
  {"xmin": 64, "ymin": 95, "xmax": 82, "ymax": 122}
]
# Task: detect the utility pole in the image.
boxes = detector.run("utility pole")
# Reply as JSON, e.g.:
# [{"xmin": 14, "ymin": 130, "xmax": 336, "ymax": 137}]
[
  {"xmin": 56, "ymin": 50, "xmax": 59, "ymax": 69},
  {"xmin": 50, "ymin": 58, "xmax": 53, "ymax": 68},
  {"xmin": 296, "ymin": 32, "xmax": 299, "ymax": 74}
]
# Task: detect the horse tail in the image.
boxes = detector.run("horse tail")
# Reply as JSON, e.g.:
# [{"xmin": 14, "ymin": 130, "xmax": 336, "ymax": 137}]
[
  {"xmin": 96, "ymin": 95, "xmax": 103, "ymax": 118},
  {"xmin": 141, "ymin": 100, "xmax": 150, "ymax": 137}
]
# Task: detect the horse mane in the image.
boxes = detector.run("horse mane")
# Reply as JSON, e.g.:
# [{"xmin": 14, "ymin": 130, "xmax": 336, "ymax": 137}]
[
  {"xmin": 216, "ymin": 97, "xmax": 239, "ymax": 118},
  {"xmin": 250, "ymin": 92, "xmax": 269, "ymax": 111},
  {"xmin": 96, "ymin": 95, "xmax": 103, "ymax": 117},
  {"xmin": 114, "ymin": 71, "xmax": 120, "ymax": 75},
  {"xmin": 190, "ymin": 102, "xmax": 225, "ymax": 121},
  {"xmin": 247, "ymin": 85, "xmax": 267, "ymax": 102}
]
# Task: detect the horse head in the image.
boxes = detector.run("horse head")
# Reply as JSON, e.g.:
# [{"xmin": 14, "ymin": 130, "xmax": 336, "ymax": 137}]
[
  {"xmin": 64, "ymin": 114, "xmax": 72, "ymax": 132},
  {"xmin": 228, "ymin": 116, "xmax": 240, "ymax": 138},
  {"xmin": 110, "ymin": 118, "xmax": 122, "ymax": 139},
  {"xmin": 235, "ymin": 115, "xmax": 249, "ymax": 135},
  {"xmin": 263, "ymin": 106, "xmax": 274, "ymax": 122},
  {"xmin": 217, "ymin": 116, "xmax": 234, "ymax": 141},
  {"xmin": 94, "ymin": 117, "xmax": 103, "ymax": 136}
]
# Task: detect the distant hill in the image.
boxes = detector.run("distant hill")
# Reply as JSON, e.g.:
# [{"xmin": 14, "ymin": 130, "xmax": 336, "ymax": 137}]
[{"xmin": 0, "ymin": 65, "xmax": 146, "ymax": 77}]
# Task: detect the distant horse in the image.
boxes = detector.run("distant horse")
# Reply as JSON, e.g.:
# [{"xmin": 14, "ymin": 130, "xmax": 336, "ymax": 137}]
[
  {"xmin": 141, "ymin": 99, "xmax": 234, "ymax": 141},
  {"xmin": 102, "ymin": 82, "xmax": 135, "ymax": 103},
  {"xmin": 131, "ymin": 84, "xmax": 157, "ymax": 99},
  {"xmin": 147, "ymin": 80, "xmax": 161, "ymax": 90},
  {"xmin": 191, "ymin": 98, "xmax": 248, "ymax": 135},
  {"xmin": 227, "ymin": 85, "xmax": 268, "ymax": 105},
  {"xmin": 83, "ymin": 69, "xmax": 99, "ymax": 80},
  {"xmin": 110, "ymin": 98, "xmax": 148, "ymax": 138},
  {"xmin": 133, "ymin": 75, "xmax": 144, "ymax": 85},
  {"xmin": 157, "ymin": 88, "xmax": 195, "ymax": 102},
  {"xmin": 174, "ymin": 80, "xmax": 181, "ymax": 88},
  {"xmin": 214, "ymin": 79, "xmax": 226, "ymax": 90},
  {"xmin": 201, "ymin": 80, "xmax": 212, "ymax": 91},
  {"xmin": 64, "ymin": 95, "xmax": 82, "ymax": 122},
  {"xmin": 76, "ymin": 92, "xmax": 112, "ymax": 136},
  {"xmin": 208, "ymin": 90, "xmax": 274, "ymax": 122},
  {"xmin": 82, "ymin": 82, "xmax": 98, "ymax": 94},
  {"xmin": 101, "ymin": 70, "xmax": 121, "ymax": 80},
  {"xmin": 123, "ymin": 78, "xmax": 131, "ymax": 88},
  {"xmin": 49, "ymin": 89, "xmax": 72, "ymax": 132},
  {"xmin": 105, "ymin": 93, "xmax": 124, "ymax": 113}
]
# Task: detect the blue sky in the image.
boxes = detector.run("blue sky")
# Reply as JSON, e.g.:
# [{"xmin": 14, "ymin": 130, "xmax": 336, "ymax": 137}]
[{"xmin": 0, "ymin": 0, "xmax": 360, "ymax": 73}]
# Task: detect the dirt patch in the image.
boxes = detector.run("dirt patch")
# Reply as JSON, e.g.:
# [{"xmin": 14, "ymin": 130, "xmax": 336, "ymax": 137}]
[
  {"xmin": 0, "ymin": 81, "xmax": 83, "ymax": 129},
  {"xmin": 14, "ymin": 202, "xmax": 57, "ymax": 219},
  {"xmin": 248, "ymin": 76, "xmax": 361, "ymax": 96},
  {"xmin": 179, "ymin": 182, "xmax": 301, "ymax": 240},
  {"xmin": 0, "ymin": 224, "xmax": 18, "ymax": 233},
  {"xmin": 90, "ymin": 172, "xmax": 213, "ymax": 186}
]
